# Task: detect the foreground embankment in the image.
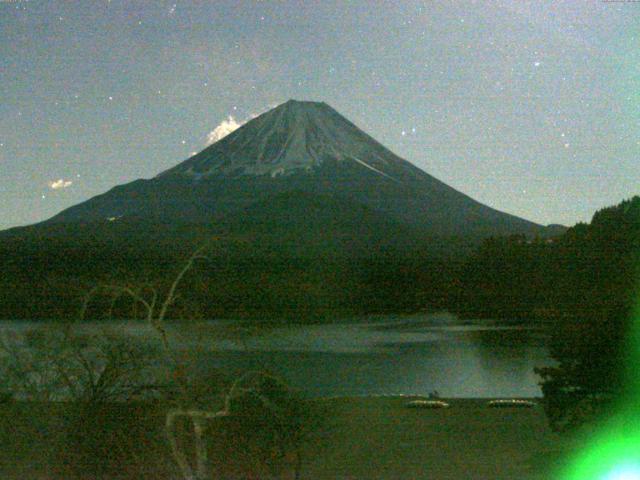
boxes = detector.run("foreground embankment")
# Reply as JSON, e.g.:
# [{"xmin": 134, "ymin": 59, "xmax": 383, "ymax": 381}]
[{"xmin": 0, "ymin": 396, "xmax": 572, "ymax": 479}]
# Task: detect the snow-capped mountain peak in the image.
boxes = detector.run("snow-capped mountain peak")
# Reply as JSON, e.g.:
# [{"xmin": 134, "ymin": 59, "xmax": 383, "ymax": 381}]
[{"xmin": 158, "ymin": 100, "xmax": 410, "ymax": 181}]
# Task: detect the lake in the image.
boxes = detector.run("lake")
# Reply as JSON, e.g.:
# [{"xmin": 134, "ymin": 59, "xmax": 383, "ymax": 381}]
[{"xmin": 0, "ymin": 312, "xmax": 552, "ymax": 399}]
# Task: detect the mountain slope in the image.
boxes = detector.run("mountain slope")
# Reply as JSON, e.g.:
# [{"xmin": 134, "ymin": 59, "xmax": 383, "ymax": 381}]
[{"xmin": 219, "ymin": 190, "xmax": 426, "ymax": 257}]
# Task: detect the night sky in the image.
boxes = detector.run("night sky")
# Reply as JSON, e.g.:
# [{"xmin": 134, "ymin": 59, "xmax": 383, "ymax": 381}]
[{"xmin": 1, "ymin": 1, "xmax": 638, "ymax": 230}]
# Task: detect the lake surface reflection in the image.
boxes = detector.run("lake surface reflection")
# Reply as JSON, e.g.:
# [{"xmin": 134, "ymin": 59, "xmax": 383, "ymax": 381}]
[
  {"xmin": 1, "ymin": 312, "xmax": 553, "ymax": 398},
  {"xmin": 173, "ymin": 312, "xmax": 552, "ymax": 398}
]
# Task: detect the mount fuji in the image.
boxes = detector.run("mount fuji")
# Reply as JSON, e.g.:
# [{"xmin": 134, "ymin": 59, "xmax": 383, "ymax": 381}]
[
  {"xmin": 34, "ymin": 99, "xmax": 552, "ymax": 239},
  {"xmin": 0, "ymin": 100, "xmax": 564, "ymax": 320}
]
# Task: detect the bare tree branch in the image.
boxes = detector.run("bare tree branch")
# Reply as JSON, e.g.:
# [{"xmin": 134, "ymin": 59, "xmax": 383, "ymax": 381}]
[{"xmin": 154, "ymin": 246, "xmax": 209, "ymax": 349}]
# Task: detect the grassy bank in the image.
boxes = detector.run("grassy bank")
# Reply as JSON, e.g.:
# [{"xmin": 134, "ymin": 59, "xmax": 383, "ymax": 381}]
[
  {"xmin": 303, "ymin": 397, "xmax": 566, "ymax": 480},
  {"xmin": 0, "ymin": 396, "xmax": 569, "ymax": 479}
]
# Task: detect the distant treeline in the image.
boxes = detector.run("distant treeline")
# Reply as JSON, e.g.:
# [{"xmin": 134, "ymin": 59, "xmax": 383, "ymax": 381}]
[
  {"xmin": 0, "ymin": 232, "xmax": 461, "ymax": 322},
  {"xmin": 456, "ymin": 196, "xmax": 640, "ymax": 323},
  {"xmin": 1, "ymin": 197, "xmax": 638, "ymax": 324}
]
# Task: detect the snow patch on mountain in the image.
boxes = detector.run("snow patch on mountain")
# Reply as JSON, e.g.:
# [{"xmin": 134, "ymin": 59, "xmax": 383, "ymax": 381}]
[{"xmin": 350, "ymin": 156, "xmax": 399, "ymax": 183}]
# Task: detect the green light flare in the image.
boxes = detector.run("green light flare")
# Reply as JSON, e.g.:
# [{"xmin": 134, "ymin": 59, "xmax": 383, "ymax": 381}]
[
  {"xmin": 557, "ymin": 409, "xmax": 640, "ymax": 480},
  {"xmin": 556, "ymin": 324, "xmax": 640, "ymax": 480},
  {"xmin": 556, "ymin": 247, "xmax": 640, "ymax": 478}
]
